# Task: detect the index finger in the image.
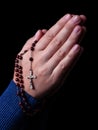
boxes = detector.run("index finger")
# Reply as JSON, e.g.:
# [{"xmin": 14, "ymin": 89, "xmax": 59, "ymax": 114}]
[{"xmin": 36, "ymin": 14, "xmax": 72, "ymax": 50}]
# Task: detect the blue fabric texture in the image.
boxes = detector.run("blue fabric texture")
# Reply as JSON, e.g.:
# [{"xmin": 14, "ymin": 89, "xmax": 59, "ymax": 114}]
[{"xmin": 0, "ymin": 80, "xmax": 38, "ymax": 130}]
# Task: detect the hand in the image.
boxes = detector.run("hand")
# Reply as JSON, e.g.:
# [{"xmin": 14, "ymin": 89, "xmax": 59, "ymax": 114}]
[{"xmin": 13, "ymin": 14, "xmax": 86, "ymax": 99}]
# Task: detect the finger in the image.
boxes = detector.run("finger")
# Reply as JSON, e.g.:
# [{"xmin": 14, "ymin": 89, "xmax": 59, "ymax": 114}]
[
  {"xmin": 62, "ymin": 46, "xmax": 84, "ymax": 81},
  {"xmin": 80, "ymin": 15, "xmax": 87, "ymax": 25},
  {"xmin": 78, "ymin": 26, "xmax": 86, "ymax": 42},
  {"xmin": 42, "ymin": 29, "xmax": 47, "ymax": 34},
  {"xmin": 52, "ymin": 44, "xmax": 82, "ymax": 82},
  {"xmin": 36, "ymin": 14, "xmax": 72, "ymax": 50},
  {"xmin": 46, "ymin": 25, "xmax": 85, "ymax": 72},
  {"xmin": 47, "ymin": 25, "xmax": 85, "ymax": 68},
  {"xmin": 72, "ymin": 14, "xmax": 87, "ymax": 24},
  {"xmin": 20, "ymin": 30, "xmax": 45, "ymax": 53},
  {"xmin": 43, "ymin": 15, "xmax": 82, "ymax": 60},
  {"xmin": 56, "ymin": 47, "xmax": 84, "ymax": 90}
]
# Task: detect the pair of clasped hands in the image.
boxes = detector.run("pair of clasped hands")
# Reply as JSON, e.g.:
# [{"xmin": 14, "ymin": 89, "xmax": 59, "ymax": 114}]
[{"xmin": 13, "ymin": 14, "xmax": 86, "ymax": 99}]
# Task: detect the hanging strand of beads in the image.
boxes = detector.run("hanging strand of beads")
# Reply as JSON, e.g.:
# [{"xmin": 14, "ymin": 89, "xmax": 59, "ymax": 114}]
[
  {"xmin": 14, "ymin": 40, "xmax": 40, "ymax": 116},
  {"xmin": 27, "ymin": 40, "xmax": 37, "ymax": 89}
]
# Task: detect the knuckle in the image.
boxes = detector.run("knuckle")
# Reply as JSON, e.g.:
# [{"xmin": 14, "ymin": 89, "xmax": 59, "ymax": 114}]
[
  {"xmin": 45, "ymin": 32, "xmax": 55, "ymax": 41},
  {"xmin": 53, "ymin": 38, "xmax": 62, "ymax": 47},
  {"xmin": 38, "ymin": 66, "xmax": 48, "ymax": 76},
  {"xmin": 57, "ymin": 49, "xmax": 65, "ymax": 58}
]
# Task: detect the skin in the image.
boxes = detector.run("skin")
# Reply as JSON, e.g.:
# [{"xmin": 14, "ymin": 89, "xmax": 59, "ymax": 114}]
[{"xmin": 13, "ymin": 14, "xmax": 86, "ymax": 99}]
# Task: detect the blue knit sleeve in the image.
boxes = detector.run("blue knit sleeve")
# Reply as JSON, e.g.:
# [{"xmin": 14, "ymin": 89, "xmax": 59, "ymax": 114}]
[{"xmin": 0, "ymin": 80, "xmax": 37, "ymax": 130}]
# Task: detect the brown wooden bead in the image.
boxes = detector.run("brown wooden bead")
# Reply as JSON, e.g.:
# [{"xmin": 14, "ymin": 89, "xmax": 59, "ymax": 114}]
[
  {"xmin": 31, "ymin": 46, "xmax": 34, "ymax": 51},
  {"xmin": 29, "ymin": 57, "xmax": 33, "ymax": 61},
  {"xmin": 15, "ymin": 40, "xmax": 39, "ymax": 116}
]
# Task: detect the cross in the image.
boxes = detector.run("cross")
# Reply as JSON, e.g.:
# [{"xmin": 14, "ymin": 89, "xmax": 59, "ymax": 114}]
[{"xmin": 27, "ymin": 70, "xmax": 37, "ymax": 89}]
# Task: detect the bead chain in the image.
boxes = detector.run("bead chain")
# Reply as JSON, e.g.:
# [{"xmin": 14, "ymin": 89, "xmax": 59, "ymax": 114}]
[{"xmin": 14, "ymin": 40, "xmax": 41, "ymax": 116}]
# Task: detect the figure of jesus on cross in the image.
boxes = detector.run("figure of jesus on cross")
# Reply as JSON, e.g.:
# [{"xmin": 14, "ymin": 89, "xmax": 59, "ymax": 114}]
[{"xmin": 27, "ymin": 69, "xmax": 37, "ymax": 89}]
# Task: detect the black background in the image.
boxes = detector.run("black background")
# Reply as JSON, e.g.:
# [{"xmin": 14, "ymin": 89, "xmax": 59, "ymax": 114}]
[{"xmin": 0, "ymin": 1, "xmax": 97, "ymax": 129}]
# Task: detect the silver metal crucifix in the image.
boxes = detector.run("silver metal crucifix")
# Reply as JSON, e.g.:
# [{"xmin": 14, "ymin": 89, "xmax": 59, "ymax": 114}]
[{"xmin": 27, "ymin": 70, "xmax": 37, "ymax": 89}]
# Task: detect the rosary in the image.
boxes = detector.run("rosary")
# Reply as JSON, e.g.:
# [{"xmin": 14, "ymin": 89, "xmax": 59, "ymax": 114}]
[
  {"xmin": 14, "ymin": 40, "xmax": 39, "ymax": 116},
  {"xmin": 14, "ymin": 40, "xmax": 37, "ymax": 89}
]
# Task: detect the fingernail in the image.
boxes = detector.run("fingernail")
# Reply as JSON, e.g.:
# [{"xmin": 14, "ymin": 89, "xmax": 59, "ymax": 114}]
[
  {"xmin": 64, "ymin": 14, "xmax": 71, "ymax": 19},
  {"xmin": 35, "ymin": 30, "xmax": 41, "ymax": 37},
  {"xmin": 72, "ymin": 15, "xmax": 81, "ymax": 23},
  {"xmin": 72, "ymin": 44, "xmax": 80, "ymax": 52},
  {"xmin": 73, "ymin": 26, "xmax": 82, "ymax": 33},
  {"xmin": 42, "ymin": 29, "xmax": 47, "ymax": 34}
]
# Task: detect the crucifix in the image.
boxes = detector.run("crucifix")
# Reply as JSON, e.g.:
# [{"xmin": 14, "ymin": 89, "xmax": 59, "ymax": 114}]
[
  {"xmin": 27, "ymin": 40, "xmax": 38, "ymax": 89},
  {"xmin": 27, "ymin": 69, "xmax": 37, "ymax": 89}
]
